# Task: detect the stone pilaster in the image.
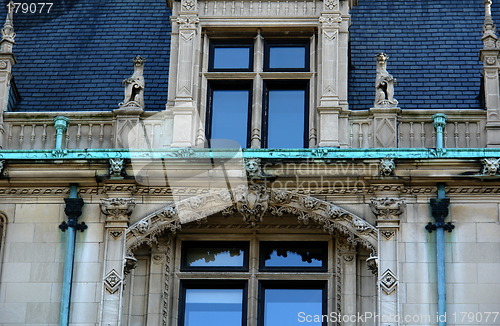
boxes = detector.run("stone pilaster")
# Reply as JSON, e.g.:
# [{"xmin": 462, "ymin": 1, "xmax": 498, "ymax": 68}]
[
  {"xmin": 99, "ymin": 197, "xmax": 136, "ymax": 326},
  {"xmin": 337, "ymin": 237, "xmax": 357, "ymax": 326},
  {"xmin": 370, "ymin": 197, "xmax": 405, "ymax": 326},
  {"xmin": 317, "ymin": 0, "xmax": 342, "ymax": 147},
  {"xmin": 147, "ymin": 239, "xmax": 171, "ymax": 326},
  {"xmin": 170, "ymin": 0, "xmax": 200, "ymax": 147}
]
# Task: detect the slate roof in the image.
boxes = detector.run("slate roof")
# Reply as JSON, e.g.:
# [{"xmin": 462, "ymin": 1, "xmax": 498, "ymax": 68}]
[
  {"xmin": 2, "ymin": 0, "xmax": 494, "ymax": 111},
  {"xmin": 349, "ymin": 0, "xmax": 488, "ymax": 110},
  {"xmin": 3, "ymin": 0, "xmax": 171, "ymax": 111}
]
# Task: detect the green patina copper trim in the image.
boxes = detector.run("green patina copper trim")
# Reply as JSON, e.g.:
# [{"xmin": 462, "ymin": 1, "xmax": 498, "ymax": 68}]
[{"xmin": 0, "ymin": 148, "xmax": 500, "ymax": 160}]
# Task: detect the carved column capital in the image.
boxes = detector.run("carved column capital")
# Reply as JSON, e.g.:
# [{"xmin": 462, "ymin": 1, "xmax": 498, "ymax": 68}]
[
  {"xmin": 100, "ymin": 198, "xmax": 136, "ymax": 227},
  {"xmin": 370, "ymin": 197, "xmax": 405, "ymax": 221}
]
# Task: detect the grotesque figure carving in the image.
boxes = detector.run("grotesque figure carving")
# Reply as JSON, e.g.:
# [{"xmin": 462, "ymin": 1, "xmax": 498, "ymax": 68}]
[
  {"xmin": 245, "ymin": 158, "xmax": 261, "ymax": 178},
  {"xmin": 379, "ymin": 158, "xmax": 395, "ymax": 176},
  {"xmin": 109, "ymin": 158, "xmax": 124, "ymax": 177},
  {"xmin": 120, "ymin": 56, "xmax": 146, "ymax": 108},
  {"xmin": 481, "ymin": 158, "xmax": 500, "ymax": 176},
  {"xmin": 374, "ymin": 53, "xmax": 398, "ymax": 108}
]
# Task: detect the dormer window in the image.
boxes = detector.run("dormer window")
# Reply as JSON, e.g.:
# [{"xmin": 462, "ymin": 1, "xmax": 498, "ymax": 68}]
[{"xmin": 204, "ymin": 34, "xmax": 313, "ymax": 149}]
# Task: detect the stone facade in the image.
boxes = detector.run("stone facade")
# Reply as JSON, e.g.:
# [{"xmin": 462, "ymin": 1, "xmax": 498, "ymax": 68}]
[{"xmin": 0, "ymin": 0, "xmax": 499, "ymax": 326}]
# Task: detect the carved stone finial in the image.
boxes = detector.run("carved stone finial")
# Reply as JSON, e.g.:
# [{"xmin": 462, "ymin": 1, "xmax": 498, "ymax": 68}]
[
  {"xmin": 100, "ymin": 198, "xmax": 136, "ymax": 223},
  {"xmin": 1, "ymin": 1, "xmax": 16, "ymax": 54},
  {"xmin": 481, "ymin": 157, "xmax": 500, "ymax": 175},
  {"xmin": 109, "ymin": 158, "xmax": 125, "ymax": 178},
  {"xmin": 119, "ymin": 56, "xmax": 146, "ymax": 109},
  {"xmin": 379, "ymin": 158, "xmax": 395, "ymax": 176},
  {"xmin": 370, "ymin": 197, "xmax": 405, "ymax": 220},
  {"xmin": 374, "ymin": 53, "xmax": 398, "ymax": 108},
  {"xmin": 483, "ymin": 0, "xmax": 498, "ymax": 48}
]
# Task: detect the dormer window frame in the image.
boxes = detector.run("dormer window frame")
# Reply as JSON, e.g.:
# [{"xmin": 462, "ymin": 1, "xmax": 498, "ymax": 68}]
[{"xmin": 201, "ymin": 30, "xmax": 316, "ymax": 149}]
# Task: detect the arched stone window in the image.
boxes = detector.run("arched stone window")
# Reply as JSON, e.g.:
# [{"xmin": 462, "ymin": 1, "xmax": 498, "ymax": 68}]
[{"xmin": 122, "ymin": 187, "xmax": 378, "ymax": 325}]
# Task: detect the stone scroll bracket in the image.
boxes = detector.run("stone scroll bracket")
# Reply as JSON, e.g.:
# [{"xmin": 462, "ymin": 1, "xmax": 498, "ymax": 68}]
[
  {"xmin": 370, "ymin": 197, "xmax": 405, "ymax": 326},
  {"xmin": 99, "ymin": 197, "xmax": 136, "ymax": 326}
]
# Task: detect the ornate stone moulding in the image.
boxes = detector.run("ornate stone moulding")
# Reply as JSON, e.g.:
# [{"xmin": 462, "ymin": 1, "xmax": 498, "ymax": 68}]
[{"xmin": 125, "ymin": 184, "xmax": 378, "ymax": 255}]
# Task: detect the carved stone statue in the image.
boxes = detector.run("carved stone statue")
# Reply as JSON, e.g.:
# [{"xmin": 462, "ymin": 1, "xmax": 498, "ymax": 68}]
[
  {"xmin": 374, "ymin": 53, "xmax": 398, "ymax": 108},
  {"xmin": 120, "ymin": 56, "xmax": 146, "ymax": 108}
]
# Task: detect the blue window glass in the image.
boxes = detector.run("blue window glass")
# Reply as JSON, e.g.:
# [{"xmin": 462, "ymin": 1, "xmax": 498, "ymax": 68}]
[
  {"xmin": 266, "ymin": 88, "xmax": 306, "ymax": 148},
  {"xmin": 183, "ymin": 242, "xmax": 248, "ymax": 269},
  {"xmin": 210, "ymin": 88, "xmax": 250, "ymax": 148},
  {"xmin": 184, "ymin": 289, "xmax": 243, "ymax": 326},
  {"xmin": 263, "ymin": 288, "xmax": 323, "ymax": 326},
  {"xmin": 211, "ymin": 45, "xmax": 252, "ymax": 71},
  {"xmin": 268, "ymin": 46, "xmax": 306, "ymax": 69}
]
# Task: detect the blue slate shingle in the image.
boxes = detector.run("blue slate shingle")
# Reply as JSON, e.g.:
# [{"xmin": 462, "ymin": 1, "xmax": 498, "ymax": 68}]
[
  {"xmin": 349, "ymin": 0, "xmax": 487, "ymax": 110},
  {"xmin": 2, "ymin": 0, "xmax": 171, "ymax": 111}
]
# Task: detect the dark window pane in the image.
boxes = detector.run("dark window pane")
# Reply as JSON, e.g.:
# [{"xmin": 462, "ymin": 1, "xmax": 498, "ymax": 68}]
[
  {"xmin": 264, "ymin": 289, "xmax": 322, "ymax": 326},
  {"xmin": 211, "ymin": 89, "xmax": 249, "ymax": 148},
  {"xmin": 213, "ymin": 47, "xmax": 251, "ymax": 70},
  {"xmin": 260, "ymin": 242, "xmax": 327, "ymax": 269},
  {"xmin": 268, "ymin": 46, "xmax": 306, "ymax": 69},
  {"xmin": 267, "ymin": 89, "xmax": 305, "ymax": 148},
  {"xmin": 184, "ymin": 289, "xmax": 243, "ymax": 326},
  {"xmin": 185, "ymin": 245, "xmax": 245, "ymax": 268}
]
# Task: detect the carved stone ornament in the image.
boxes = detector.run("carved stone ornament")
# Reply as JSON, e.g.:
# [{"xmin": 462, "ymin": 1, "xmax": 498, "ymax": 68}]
[
  {"xmin": 0, "ymin": 160, "xmax": 5, "ymax": 175},
  {"xmin": 176, "ymin": 15, "xmax": 199, "ymax": 29},
  {"xmin": 104, "ymin": 269, "xmax": 122, "ymax": 294},
  {"xmin": 100, "ymin": 198, "xmax": 136, "ymax": 221},
  {"xmin": 0, "ymin": 61, "xmax": 7, "ymax": 69},
  {"xmin": 235, "ymin": 184, "xmax": 270, "ymax": 226},
  {"xmin": 374, "ymin": 53, "xmax": 399, "ymax": 108},
  {"xmin": 380, "ymin": 269, "xmax": 398, "ymax": 295},
  {"xmin": 370, "ymin": 197, "xmax": 405, "ymax": 220},
  {"xmin": 119, "ymin": 56, "xmax": 146, "ymax": 109},
  {"xmin": 126, "ymin": 186, "xmax": 379, "ymax": 256},
  {"xmin": 1, "ymin": 1, "xmax": 16, "ymax": 50},
  {"xmin": 482, "ymin": 0, "xmax": 498, "ymax": 44},
  {"xmin": 343, "ymin": 255, "xmax": 354, "ymax": 262},
  {"xmin": 124, "ymin": 251, "xmax": 138, "ymax": 276},
  {"xmin": 181, "ymin": 0, "xmax": 197, "ymax": 11},
  {"xmin": 323, "ymin": 0, "xmax": 338, "ymax": 11},
  {"xmin": 109, "ymin": 230, "xmax": 123, "ymax": 239},
  {"xmin": 109, "ymin": 158, "xmax": 124, "ymax": 177},
  {"xmin": 366, "ymin": 255, "xmax": 378, "ymax": 275},
  {"xmin": 380, "ymin": 230, "xmax": 396, "ymax": 240},
  {"xmin": 319, "ymin": 14, "xmax": 342, "ymax": 28},
  {"xmin": 244, "ymin": 158, "xmax": 262, "ymax": 178},
  {"xmin": 481, "ymin": 157, "xmax": 500, "ymax": 176},
  {"xmin": 379, "ymin": 157, "xmax": 395, "ymax": 176},
  {"xmin": 485, "ymin": 56, "xmax": 497, "ymax": 65}
]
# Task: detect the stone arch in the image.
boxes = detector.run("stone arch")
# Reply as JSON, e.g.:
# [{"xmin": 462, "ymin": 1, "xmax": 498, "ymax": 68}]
[{"xmin": 125, "ymin": 185, "xmax": 378, "ymax": 254}]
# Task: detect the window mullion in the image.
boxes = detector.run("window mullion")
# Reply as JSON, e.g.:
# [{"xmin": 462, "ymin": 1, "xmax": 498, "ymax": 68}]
[{"xmin": 251, "ymin": 32, "xmax": 264, "ymax": 148}]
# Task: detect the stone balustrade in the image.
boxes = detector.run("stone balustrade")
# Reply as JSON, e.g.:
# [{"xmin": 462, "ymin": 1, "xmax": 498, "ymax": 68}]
[{"xmin": 1, "ymin": 109, "xmax": 489, "ymax": 150}]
